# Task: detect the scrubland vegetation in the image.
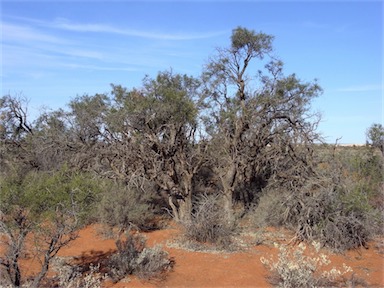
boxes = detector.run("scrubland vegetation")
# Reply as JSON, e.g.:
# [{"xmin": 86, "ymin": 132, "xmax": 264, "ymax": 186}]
[{"xmin": 1, "ymin": 27, "xmax": 383, "ymax": 287}]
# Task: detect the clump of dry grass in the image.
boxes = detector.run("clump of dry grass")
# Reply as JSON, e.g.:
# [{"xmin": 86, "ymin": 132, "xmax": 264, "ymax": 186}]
[{"xmin": 181, "ymin": 194, "xmax": 238, "ymax": 250}]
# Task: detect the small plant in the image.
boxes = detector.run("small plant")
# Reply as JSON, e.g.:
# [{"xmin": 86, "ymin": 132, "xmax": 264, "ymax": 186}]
[
  {"xmin": 97, "ymin": 176, "xmax": 159, "ymax": 233},
  {"xmin": 52, "ymin": 257, "xmax": 105, "ymax": 288},
  {"xmin": 108, "ymin": 233, "xmax": 146, "ymax": 281},
  {"xmin": 135, "ymin": 245, "xmax": 174, "ymax": 279},
  {"xmin": 182, "ymin": 193, "xmax": 237, "ymax": 249},
  {"xmin": 107, "ymin": 231, "xmax": 173, "ymax": 282},
  {"xmin": 260, "ymin": 243, "xmax": 353, "ymax": 288}
]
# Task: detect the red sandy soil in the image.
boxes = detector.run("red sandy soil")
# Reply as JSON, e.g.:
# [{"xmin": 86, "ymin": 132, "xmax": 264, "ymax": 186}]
[{"xmin": 3, "ymin": 223, "xmax": 384, "ymax": 287}]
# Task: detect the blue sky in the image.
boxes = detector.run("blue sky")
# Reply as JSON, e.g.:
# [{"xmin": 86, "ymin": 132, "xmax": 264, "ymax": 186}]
[{"xmin": 1, "ymin": 1, "xmax": 382, "ymax": 144}]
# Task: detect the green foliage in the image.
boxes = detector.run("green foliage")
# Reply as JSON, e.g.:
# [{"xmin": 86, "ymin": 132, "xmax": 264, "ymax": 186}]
[
  {"xmin": 97, "ymin": 177, "xmax": 160, "ymax": 232},
  {"xmin": 111, "ymin": 70, "xmax": 199, "ymax": 134},
  {"xmin": 231, "ymin": 26, "xmax": 274, "ymax": 56},
  {"xmin": 2, "ymin": 28, "xmax": 381, "ymax": 258},
  {"xmin": 68, "ymin": 93, "xmax": 110, "ymax": 145},
  {"xmin": 366, "ymin": 123, "xmax": 384, "ymax": 152},
  {"xmin": 0, "ymin": 167, "xmax": 104, "ymax": 287},
  {"xmin": 325, "ymin": 146, "xmax": 383, "ymax": 211},
  {"xmin": 0, "ymin": 167, "xmax": 102, "ymax": 224}
]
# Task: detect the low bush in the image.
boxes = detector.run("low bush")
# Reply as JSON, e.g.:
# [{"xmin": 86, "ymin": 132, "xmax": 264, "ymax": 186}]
[
  {"xmin": 135, "ymin": 245, "xmax": 174, "ymax": 279},
  {"xmin": 107, "ymin": 231, "xmax": 173, "ymax": 282},
  {"xmin": 52, "ymin": 257, "xmax": 105, "ymax": 288},
  {"xmin": 0, "ymin": 167, "xmax": 104, "ymax": 287},
  {"xmin": 253, "ymin": 182, "xmax": 380, "ymax": 252},
  {"xmin": 253, "ymin": 178, "xmax": 381, "ymax": 251},
  {"xmin": 260, "ymin": 243, "xmax": 353, "ymax": 288},
  {"xmin": 250, "ymin": 146, "xmax": 383, "ymax": 252},
  {"xmin": 182, "ymin": 193, "xmax": 237, "ymax": 249},
  {"xmin": 97, "ymin": 176, "xmax": 160, "ymax": 233},
  {"xmin": 247, "ymin": 189, "xmax": 285, "ymax": 229}
]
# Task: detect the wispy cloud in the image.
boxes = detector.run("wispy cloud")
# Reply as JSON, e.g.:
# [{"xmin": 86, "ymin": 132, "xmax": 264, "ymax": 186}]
[
  {"xmin": 5, "ymin": 15, "xmax": 227, "ymax": 41},
  {"xmin": 2, "ymin": 22, "xmax": 104, "ymax": 61},
  {"xmin": 50, "ymin": 18, "xmax": 227, "ymax": 40},
  {"xmin": 1, "ymin": 18, "xmax": 197, "ymax": 78},
  {"xmin": 337, "ymin": 84, "xmax": 382, "ymax": 92},
  {"xmin": 2, "ymin": 15, "xmax": 227, "ymax": 74},
  {"xmin": 2, "ymin": 14, "xmax": 224, "ymax": 96},
  {"xmin": 2, "ymin": 22, "xmax": 68, "ymax": 44},
  {"xmin": 60, "ymin": 63, "xmax": 138, "ymax": 72}
]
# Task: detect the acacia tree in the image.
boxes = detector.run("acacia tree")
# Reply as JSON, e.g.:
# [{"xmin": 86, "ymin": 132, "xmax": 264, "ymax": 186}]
[
  {"xmin": 366, "ymin": 123, "xmax": 384, "ymax": 153},
  {"xmin": 108, "ymin": 71, "xmax": 206, "ymax": 221},
  {"xmin": 0, "ymin": 95, "xmax": 35, "ymax": 175},
  {"xmin": 0, "ymin": 168, "xmax": 102, "ymax": 287},
  {"xmin": 0, "ymin": 95, "xmax": 106, "ymax": 286},
  {"xmin": 202, "ymin": 27, "xmax": 322, "ymax": 219},
  {"xmin": 0, "ymin": 93, "xmax": 109, "ymax": 173}
]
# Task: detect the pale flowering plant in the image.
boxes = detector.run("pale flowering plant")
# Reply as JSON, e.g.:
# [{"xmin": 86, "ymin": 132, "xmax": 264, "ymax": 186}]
[{"xmin": 260, "ymin": 243, "xmax": 353, "ymax": 288}]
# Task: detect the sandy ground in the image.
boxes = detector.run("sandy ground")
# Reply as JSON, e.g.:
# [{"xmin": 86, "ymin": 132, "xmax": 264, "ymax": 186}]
[{"xmin": 3, "ymin": 223, "xmax": 384, "ymax": 287}]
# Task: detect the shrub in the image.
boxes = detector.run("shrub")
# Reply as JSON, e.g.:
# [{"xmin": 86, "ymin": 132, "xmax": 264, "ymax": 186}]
[
  {"xmin": 108, "ymin": 234, "xmax": 145, "ymax": 281},
  {"xmin": 135, "ymin": 245, "xmax": 173, "ymax": 279},
  {"xmin": 250, "ymin": 146, "xmax": 383, "ymax": 252},
  {"xmin": 52, "ymin": 257, "xmax": 105, "ymax": 288},
  {"xmin": 0, "ymin": 167, "xmax": 104, "ymax": 287},
  {"xmin": 260, "ymin": 243, "xmax": 352, "ymax": 288},
  {"xmin": 247, "ymin": 189, "xmax": 286, "ymax": 229},
  {"xmin": 97, "ymin": 176, "xmax": 160, "ymax": 233},
  {"xmin": 182, "ymin": 193, "xmax": 237, "ymax": 249},
  {"xmin": 107, "ymin": 231, "xmax": 173, "ymax": 282},
  {"xmin": 253, "ymin": 181, "xmax": 380, "ymax": 252}
]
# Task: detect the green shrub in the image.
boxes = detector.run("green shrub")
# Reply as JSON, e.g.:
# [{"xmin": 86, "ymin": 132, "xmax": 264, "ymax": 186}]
[
  {"xmin": 20, "ymin": 168, "xmax": 103, "ymax": 223},
  {"xmin": 318, "ymin": 146, "xmax": 383, "ymax": 211},
  {"xmin": 0, "ymin": 167, "xmax": 104, "ymax": 287},
  {"xmin": 97, "ymin": 176, "xmax": 159, "ymax": 233}
]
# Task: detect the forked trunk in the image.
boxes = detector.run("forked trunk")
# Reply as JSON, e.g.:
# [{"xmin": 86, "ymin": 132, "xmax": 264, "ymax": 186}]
[{"xmin": 168, "ymin": 191, "xmax": 192, "ymax": 222}]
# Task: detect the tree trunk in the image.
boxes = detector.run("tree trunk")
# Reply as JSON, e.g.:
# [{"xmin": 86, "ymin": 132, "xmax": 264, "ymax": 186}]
[
  {"xmin": 223, "ymin": 191, "xmax": 234, "ymax": 223},
  {"xmin": 168, "ymin": 189, "xmax": 192, "ymax": 222},
  {"xmin": 11, "ymin": 255, "xmax": 21, "ymax": 287},
  {"xmin": 168, "ymin": 195, "xmax": 180, "ymax": 222},
  {"xmin": 178, "ymin": 190, "xmax": 192, "ymax": 222},
  {"xmin": 221, "ymin": 163, "xmax": 237, "ymax": 221},
  {"xmin": 8, "ymin": 227, "xmax": 28, "ymax": 287},
  {"xmin": 30, "ymin": 240, "xmax": 55, "ymax": 288}
]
